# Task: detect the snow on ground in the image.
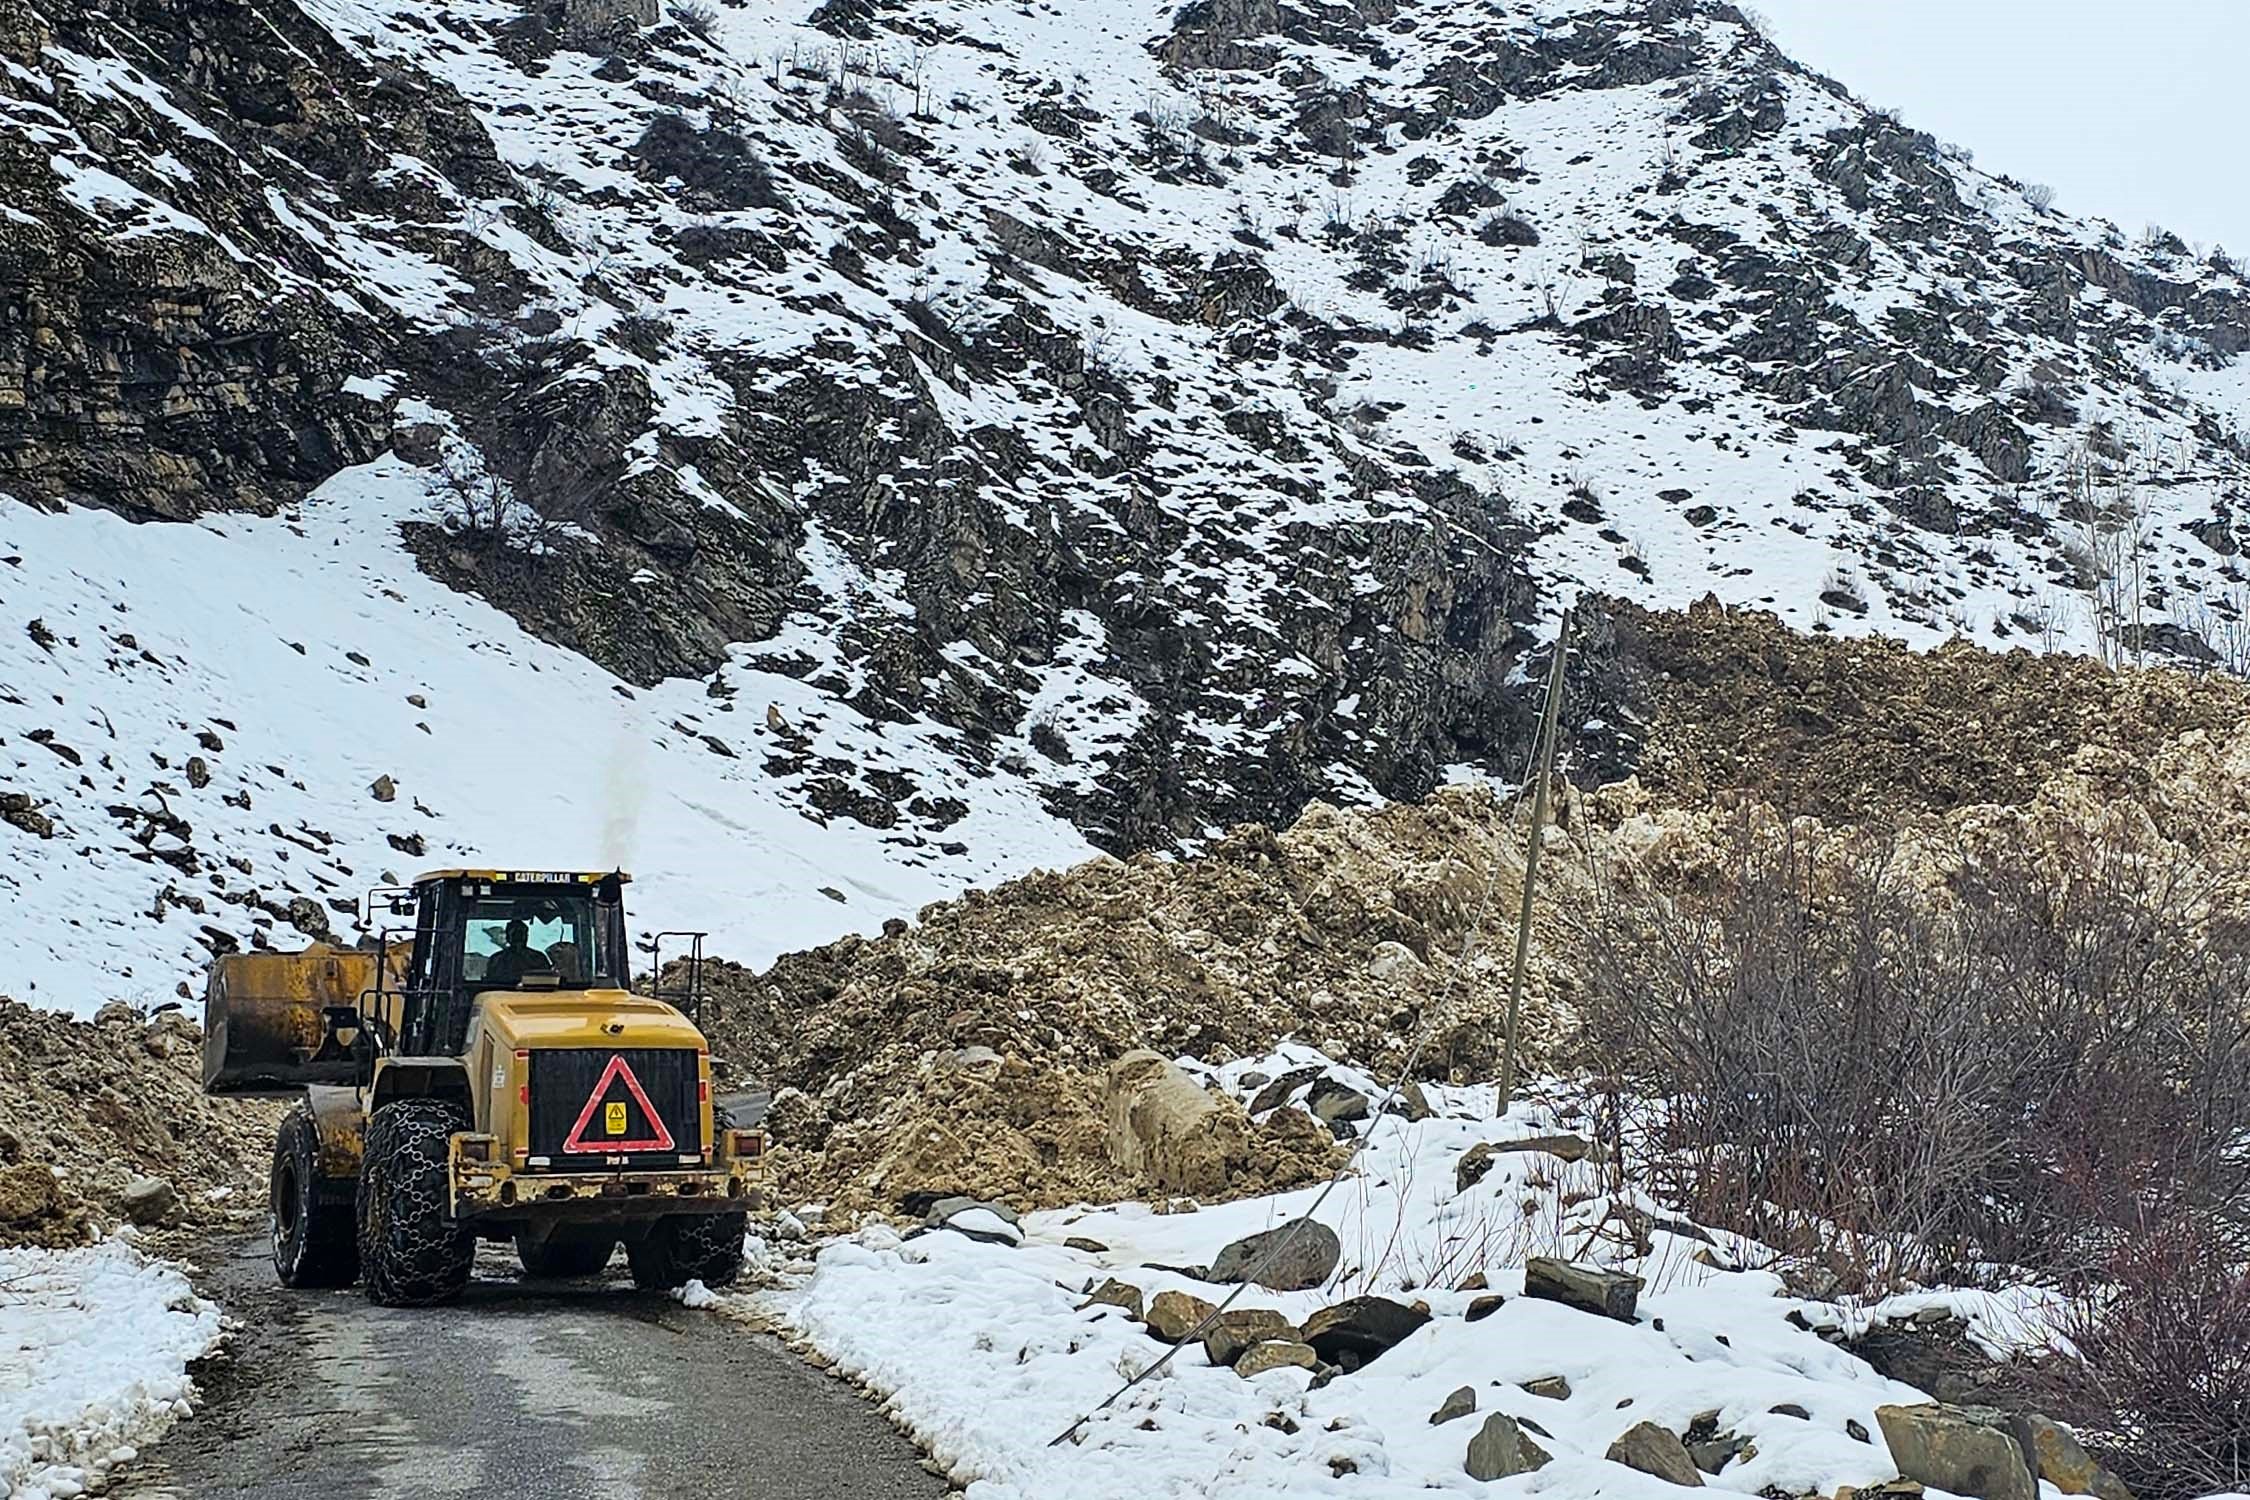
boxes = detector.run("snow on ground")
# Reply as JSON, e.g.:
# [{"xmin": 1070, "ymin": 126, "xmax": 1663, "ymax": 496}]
[
  {"xmin": 0, "ymin": 459, "xmax": 1094, "ymax": 1017},
  {"xmin": 752, "ymin": 1049, "xmax": 2064, "ymax": 1499},
  {"xmin": 0, "ymin": 1240, "xmax": 220, "ymax": 1500}
]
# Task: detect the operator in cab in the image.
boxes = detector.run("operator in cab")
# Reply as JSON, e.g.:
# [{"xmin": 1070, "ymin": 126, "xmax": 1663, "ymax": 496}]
[{"xmin": 479, "ymin": 917, "xmax": 550, "ymax": 990}]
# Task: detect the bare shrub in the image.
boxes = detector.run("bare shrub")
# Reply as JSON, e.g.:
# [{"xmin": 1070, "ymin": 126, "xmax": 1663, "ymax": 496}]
[
  {"xmin": 436, "ymin": 455, "xmax": 518, "ymax": 540},
  {"xmin": 2025, "ymin": 182, "xmax": 2058, "ymax": 214},
  {"xmin": 1574, "ymin": 815, "xmax": 2250, "ymax": 1292},
  {"xmin": 612, "ymin": 310, "xmax": 673, "ymax": 362},
  {"xmin": 1476, "ymin": 209, "xmax": 1540, "ymax": 248},
  {"xmin": 673, "ymin": 1, "xmax": 719, "ymax": 41},
  {"xmin": 1028, "ymin": 714, "xmax": 1072, "ymax": 763},
  {"xmin": 2021, "ymin": 1214, "xmax": 2250, "ymax": 1500}
]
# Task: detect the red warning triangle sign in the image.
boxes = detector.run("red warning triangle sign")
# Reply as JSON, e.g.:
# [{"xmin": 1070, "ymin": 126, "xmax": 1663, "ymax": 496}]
[{"xmin": 562, "ymin": 1054, "xmax": 676, "ymax": 1154}]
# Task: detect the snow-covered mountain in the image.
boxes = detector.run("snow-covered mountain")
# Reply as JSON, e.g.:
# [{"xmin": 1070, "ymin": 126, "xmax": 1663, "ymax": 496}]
[{"xmin": 3, "ymin": 0, "xmax": 2246, "ymax": 1013}]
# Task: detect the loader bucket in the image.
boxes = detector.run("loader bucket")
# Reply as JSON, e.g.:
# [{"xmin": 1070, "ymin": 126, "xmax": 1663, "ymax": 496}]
[{"xmin": 202, "ymin": 945, "xmax": 385, "ymax": 1096}]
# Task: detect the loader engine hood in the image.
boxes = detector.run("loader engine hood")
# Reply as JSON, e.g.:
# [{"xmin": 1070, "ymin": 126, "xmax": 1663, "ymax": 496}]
[
  {"xmin": 472, "ymin": 991, "xmax": 713, "ymax": 1169},
  {"xmin": 474, "ymin": 989, "xmax": 708, "ymax": 1052}
]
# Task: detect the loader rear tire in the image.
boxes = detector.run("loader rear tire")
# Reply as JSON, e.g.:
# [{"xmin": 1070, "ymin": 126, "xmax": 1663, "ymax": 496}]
[
  {"xmin": 627, "ymin": 1212, "xmax": 747, "ymax": 1291},
  {"xmin": 515, "ymin": 1231, "xmax": 615, "ymax": 1279},
  {"xmin": 358, "ymin": 1099, "xmax": 473, "ymax": 1307},
  {"xmin": 270, "ymin": 1104, "xmax": 357, "ymax": 1288}
]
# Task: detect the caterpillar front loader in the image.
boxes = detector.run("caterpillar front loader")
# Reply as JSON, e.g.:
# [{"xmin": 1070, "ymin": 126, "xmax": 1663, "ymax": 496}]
[{"xmin": 202, "ymin": 869, "xmax": 765, "ymax": 1306}]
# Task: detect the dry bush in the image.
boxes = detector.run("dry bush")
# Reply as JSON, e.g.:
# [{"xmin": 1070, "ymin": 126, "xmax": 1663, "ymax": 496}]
[
  {"xmin": 2023, "ymin": 1214, "xmax": 2250, "ymax": 1500},
  {"xmin": 1573, "ymin": 814, "xmax": 2250, "ymax": 1291}
]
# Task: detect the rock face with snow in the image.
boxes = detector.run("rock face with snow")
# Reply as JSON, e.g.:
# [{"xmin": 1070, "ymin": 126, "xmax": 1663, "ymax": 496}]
[{"xmin": 5, "ymin": 0, "xmax": 2250, "ymax": 1004}]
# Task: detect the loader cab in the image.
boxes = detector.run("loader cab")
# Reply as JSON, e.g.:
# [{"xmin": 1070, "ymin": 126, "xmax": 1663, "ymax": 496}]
[{"xmin": 378, "ymin": 870, "xmax": 632, "ymax": 1056}]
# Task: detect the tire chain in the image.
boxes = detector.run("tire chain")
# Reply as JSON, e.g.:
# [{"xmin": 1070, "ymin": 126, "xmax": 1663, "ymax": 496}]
[
  {"xmin": 358, "ymin": 1099, "xmax": 474, "ymax": 1306},
  {"xmin": 628, "ymin": 1210, "xmax": 748, "ymax": 1290}
]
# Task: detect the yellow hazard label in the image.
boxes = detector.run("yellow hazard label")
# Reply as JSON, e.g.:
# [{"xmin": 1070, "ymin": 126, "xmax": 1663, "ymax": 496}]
[{"xmin": 604, "ymin": 1101, "xmax": 627, "ymax": 1136}]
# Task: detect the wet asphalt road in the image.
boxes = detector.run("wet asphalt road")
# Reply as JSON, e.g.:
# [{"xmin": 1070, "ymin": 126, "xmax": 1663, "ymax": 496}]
[{"xmin": 117, "ymin": 1234, "xmax": 948, "ymax": 1500}]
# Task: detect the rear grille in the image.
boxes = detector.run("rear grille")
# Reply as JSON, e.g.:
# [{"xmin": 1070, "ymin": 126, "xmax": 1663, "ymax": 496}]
[{"xmin": 527, "ymin": 1048, "xmax": 700, "ymax": 1168}]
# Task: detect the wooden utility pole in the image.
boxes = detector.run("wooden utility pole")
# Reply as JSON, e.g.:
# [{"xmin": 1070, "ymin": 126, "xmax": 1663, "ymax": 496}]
[{"xmin": 1499, "ymin": 613, "xmax": 1570, "ymax": 1111}]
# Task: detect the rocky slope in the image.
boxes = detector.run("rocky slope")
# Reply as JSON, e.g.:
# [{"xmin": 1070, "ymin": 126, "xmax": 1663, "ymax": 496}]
[{"xmin": 4, "ymin": 0, "xmax": 2248, "ymax": 1005}]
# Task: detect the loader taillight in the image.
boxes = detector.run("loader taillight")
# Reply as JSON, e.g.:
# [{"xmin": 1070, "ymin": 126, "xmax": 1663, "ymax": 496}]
[{"xmin": 730, "ymin": 1129, "xmax": 764, "ymax": 1159}]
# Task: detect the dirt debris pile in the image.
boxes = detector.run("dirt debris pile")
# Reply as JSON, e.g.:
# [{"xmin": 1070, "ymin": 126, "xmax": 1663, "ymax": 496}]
[
  {"xmin": 1589, "ymin": 596, "xmax": 2250, "ymax": 822},
  {"xmin": 706, "ymin": 786, "xmax": 1584, "ymax": 1215},
  {"xmin": 0, "ymin": 996, "xmax": 279, "ymax": 1248}
]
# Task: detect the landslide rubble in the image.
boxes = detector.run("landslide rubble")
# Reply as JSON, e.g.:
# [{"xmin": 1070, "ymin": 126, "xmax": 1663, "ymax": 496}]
[{"xmin": 0, "ymin": 997, "xmax": 278, "ymax": 1249}]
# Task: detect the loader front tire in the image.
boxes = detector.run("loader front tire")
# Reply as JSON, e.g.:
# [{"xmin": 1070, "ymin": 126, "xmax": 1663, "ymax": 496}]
[
  {"xmin": 358, "ymin": 1099, "xmax": 473, "ymax": 1307},
  {"xmin": 627, "ymin": 1212, "xmax": 747, "ymax": 1291},
  {"xmin": 270, "ymin": 1104, "xmax": 358, "ymax": 1288}
]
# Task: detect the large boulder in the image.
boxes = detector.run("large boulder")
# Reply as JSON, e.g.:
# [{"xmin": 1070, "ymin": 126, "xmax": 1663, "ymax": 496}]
[
  {"xmin": 1202, "ymin": 1308, "xmax": 1296, "ymax": 1366},
  {"xmin": 1607, "ymin": 1421, "xmax": 1704, "ymax": 1486},
  {"xmin": 1208, "ymin": 1218, "xmax": 1340, "ymax": 1292},
  {"xmin": 1876, "ymin": 1403, "xmax": 2036, "ymax": 1500},
  {"xmin": 1104, "ymin": 1050, "xmax": 1252, "ymax": 1195},
  {"xmin": 1525, "ymin": 1256, "xmax": 1643, "ymax": 1321},
  {"xmin": 1299, "ymin": 1295, "xmax": 1431, "ymax": 1371},
  {"xmin": 2007, "ymin": 1414, "xmax": 2134, "ymax": 1500},
  {"xmin": 1145, "ymin": 1289, "xmax": 1218, "ymax": 1344}
]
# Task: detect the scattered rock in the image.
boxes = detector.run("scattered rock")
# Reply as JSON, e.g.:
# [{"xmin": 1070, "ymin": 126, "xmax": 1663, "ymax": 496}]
[
  {"xmin": 1607, "ymin": 1421, "xmax": 1704, "ymax": 1486},
  {"xmin": 1690, "ymin": 1434, "xmax": 1751, "ymax": 1474},
  {"xmin": 1525, "ymin": 1256, "xmax": 1643, "ymax": 1321},
  {"xmin": 184, "ymin": 756, "xmax": 211, "ymax": 790},
  {"xmin": 1145, "ymin": 1289, "xmax": 1218, "ymax": 1343},
  {"xmin": 1234, "ymin": 1340, "xmax": 1319, "ymax": 1378},
  {"xmin": 1876, "ymin": 1403, "xmax": 2036, "ymax": 1500},
  {"xmin": 1202, "ymin": 1307, "xmax": 1297, "ymax": 1367},
  {"xmin": 370, "ymin": 775, "xmax": 397, "ymax": 802},
  {"xmin": 284, "ymin": 897, "xmax": 333, "ymax": 942},
  {"xmin": 1457, "ymin": 1134, "xmax": 1597, "ymax": 1190},
  {"xmin": 1430, "ymin": 1385, "xmax": 1479, "ymax": 1424},
  {"xmin": 1771, "ymin": 1403, "xmax": 1812, "ymax": 1420},
  {"xmin": 1466, "ymin": 1294, "xmax": 1507, "ymax": 1322},
  {"xmin": 926, "ymin": 1198, "xmax": 1021, "ymax": 1246},
  {"xmin": 1299, "ymin": 1295, "xmax": 1431, "ymax": 1370},
  {"xmin": 0, "ymin": 792, "xmax": 56, "ymax": 840},
  {"xmin": 1521, "ymin": 1376, "xmax": 1572, "ymax": 1400},
  {"xmin": 1367, "ymin": 941, "xmax": 1423, "ymax": 982},
  {"xmin": 1208, "ymin": 1218, "xmax": 1341, "ymax": 1292},
  {"xmin": 1064, "ymin": 1236, "xmax": 1109, "ymax": 1254},
  {"xmin": 120, "ymin": 1174, "xmax": 179, "ymax": 1226},
  {"xmin": 1078, "ymin": 1278, "xmax": 1144, "ymax": 1319},
  {"xmin": 1466, "ymin": 1413, "xmax": 1551, "ymax": 1480},
  {"xmin": 1245, "ymin": 1066, "xmax": 1321, "ymax": 1115},
  {"xmin": 1303, "ymin": 1076, "xmax": 1370, "ymax": 1127}
]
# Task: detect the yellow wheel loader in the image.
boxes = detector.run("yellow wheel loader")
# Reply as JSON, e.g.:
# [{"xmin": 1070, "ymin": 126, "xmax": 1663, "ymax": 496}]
[{"xmin": 202, "ymin": 869, "xmax": 765, "ymax": 1306}]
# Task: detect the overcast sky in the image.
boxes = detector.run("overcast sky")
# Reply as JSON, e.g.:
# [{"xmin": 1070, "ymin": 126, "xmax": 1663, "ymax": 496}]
[{"xmin": 1754, "ymin": 0, "xmax": 2250, "ymax": 258}]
